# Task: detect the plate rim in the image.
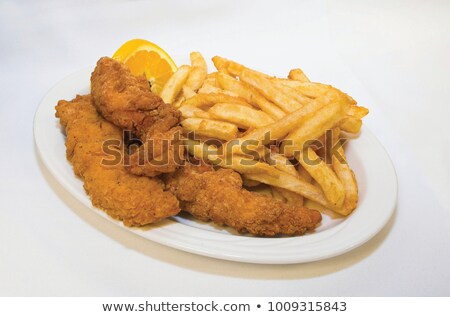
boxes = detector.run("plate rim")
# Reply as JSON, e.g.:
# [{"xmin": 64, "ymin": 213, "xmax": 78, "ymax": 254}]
[{"xmin": 34, "ymin": 68, "xmax": 398, "ymax": 264}]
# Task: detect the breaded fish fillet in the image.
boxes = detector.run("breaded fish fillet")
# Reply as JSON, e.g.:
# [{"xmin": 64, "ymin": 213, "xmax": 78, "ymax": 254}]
[
  {"xmin": 164, "ymin": 163, "xmax": 322, "ymax": 236},
  {"xmin": 55, "ymin": 94, "xmax": 180, "ymax": 226},
  {"xmin": 91, "ymin": 57, "xmax": 184, "ymax": 177}
]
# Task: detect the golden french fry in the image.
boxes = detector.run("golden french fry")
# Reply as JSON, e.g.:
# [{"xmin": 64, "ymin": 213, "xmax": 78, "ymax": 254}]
[
  {"xmin": 182, "ymin": 85, "xmax": 197, "ymax": 99},
  {"xmin": 270, "ymin": 80, "xmax": 312, "ymax": 106},
  {"xmin": 160, "ymin": 65, "xmax": 191, "ymax": 104},
  {"xmin": 271, "ymin": 79, "xmax": 332, "ymax": 98},
  {"xmin": 259, "ymin": 149, "xmax": 298, "ymax": 176},
  {"xmin": 332, "ymin": 128, "xmax": 358, "ymax": 215},
  {"xmin": 187, "ymin": 140, "xmax": 341, "ymax": 211},
  {"xmin": 203, "ymin": 72, "xmax": 219, "ymax": 87},
  {"xmin": 281, "ymin": 94, "xmax": 349, "ymax": 157},
  {"xmin": 274, "ymin": 79, "xmax": 356, "ymax": 105},
  {"xmin": 198, "ymin": 84, "xmax": 223, "ymax": 94},
  {"xmin": 288, "ymin": 68, "xmax": 310, "ymax": 82},
  {"xmin": 347, "ymin": 105, "xmax": 369, "ymax": 119},
  {"xmin": 298, "ymin": 165, "xmax": 313, "ymax": 183},
  {"xmin": 212, "ymin": 56, "xmax": 270, "ymax": 78},
  {"xmin": 185, "ymin": 139, "xmax": 278, "ymax": 176},
  {"xmin": 172, "ymin": 95, "xmax": 185, "ymax": 108},
  {"xmin": 182, "ymin": 93, "xmax": 253, "ymax": 109},
  {"xmin": 296, "ymin": 148, "xmax": 345, "ymax": 207},
  {"xmin": 244, "ymin": 171, "xmax": 334, "ymax": 210},
  {"xmin": 198, "ymin": 83, "xmax": 239, "ymax": 96},
  {"xmin": 217, "ymin": 72, "xmax": 286, "ymax": 119},
  {"xmin": 209, "ymin": 103, "xmax": 274, "ymax": 128},
  {"xmin": 185, "ymin": 52, "xmax": 207, "ymax": 91},
  {"xmin": 178, "ymin": 104, "xmax": 212, "ymax": 119},
  {"xmin": 231, "ymin": 90, "xmax": 341, "ymax": 154},
  {"xmin": 212, "ymin": 56, "xmax": 231, "ymax": 75},
  {"xmin": 181, "ymin": 118, "xmax": 238, "ymax": 140},
  {"xmin": 240, "ymin": 69, "xmax": 303, "ymax": 112},
  {"xmin": 339, "ymin": 117, "xmax": 362, "ymax": 134}
]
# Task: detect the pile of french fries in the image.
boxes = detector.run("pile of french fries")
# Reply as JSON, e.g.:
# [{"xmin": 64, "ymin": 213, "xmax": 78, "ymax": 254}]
[{"xmin": 159, "ymin": 53, "xmax": 369, "ymax": 216}]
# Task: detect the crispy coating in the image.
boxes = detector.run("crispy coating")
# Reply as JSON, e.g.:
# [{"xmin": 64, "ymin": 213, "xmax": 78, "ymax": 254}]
[
  {"xmin": 90, "ymin": 57, "xmax": 183, "ymax": 176},
  {"xmin": 165, "ymin": 163, "xmax": 322, "ymax": 236},
  {"xmin": 55, "ymin": 94, "xmax": 180, "ymax": 226}
]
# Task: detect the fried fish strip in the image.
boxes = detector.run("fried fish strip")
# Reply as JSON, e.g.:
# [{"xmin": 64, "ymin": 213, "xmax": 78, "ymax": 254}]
[
  {"xmin": 55, "ymin": 94, "xmax": 180, "ymax": 226},
  {"xmin": 164, "ymin": 163, "xmax": 321, "ymax": 236},
  {"xmin": 91, "ymin": 57, "xmax": 184, "ymax": 176}
]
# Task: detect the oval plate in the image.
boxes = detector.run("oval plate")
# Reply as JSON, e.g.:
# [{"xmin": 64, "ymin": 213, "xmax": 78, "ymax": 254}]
[{"xmin": 34, "ymin": 69, "xmax": 397, "ymax": 264}]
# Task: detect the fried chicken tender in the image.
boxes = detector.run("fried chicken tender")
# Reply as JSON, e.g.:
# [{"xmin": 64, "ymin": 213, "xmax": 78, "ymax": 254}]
[
  {"xmin": 90, "ymin": 57, "xmax": 184, "ymax": 177},
  {"xmin": 55, "ymin": 94, "xmax": 180, "ymax": 226},
  {"xmin": 165, "ymin": 163, "xmax": 322, "ymax": 236}
]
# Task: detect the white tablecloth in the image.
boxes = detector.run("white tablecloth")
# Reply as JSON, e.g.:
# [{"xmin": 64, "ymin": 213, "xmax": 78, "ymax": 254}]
[{"xmin": 1, "ymin": 0, "xmax": 449, "ymax": 296}]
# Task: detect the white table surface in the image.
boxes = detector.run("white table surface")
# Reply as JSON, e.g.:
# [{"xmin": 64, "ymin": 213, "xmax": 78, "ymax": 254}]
[{"xmin": 1, "ymin": 0, "xmax": 449, "ymax": 296}]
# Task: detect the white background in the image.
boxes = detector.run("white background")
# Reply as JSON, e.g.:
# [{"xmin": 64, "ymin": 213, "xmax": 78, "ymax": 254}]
[{"xmin": 1, "ymin": 0, "xmax": 449, "ymax": 296}]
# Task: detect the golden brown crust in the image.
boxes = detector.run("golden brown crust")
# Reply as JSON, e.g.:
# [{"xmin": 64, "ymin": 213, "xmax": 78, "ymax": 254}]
[
  {"xmin": 55, "ymin": 94, "xmax": 180, "ymax": 226},
  {"xmin": 165, "ymin": 163, "xmax": 322, "ymax": 236},
  {"xmin": 90, "ymin": 57, "xmax": 184, "ymax": 176}
]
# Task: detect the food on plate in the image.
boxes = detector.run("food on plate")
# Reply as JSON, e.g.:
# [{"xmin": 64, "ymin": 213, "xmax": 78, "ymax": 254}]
[
  {"xmin": 185, "ymin": 52, "xmax": 208, "ymax": 91},
  {"xmin": 55, "ymin": 95, "xmax": 180, "ymax": 226},
  {"xmin": 91, "ymin": 57, "xmax": 184, "ymax": 177},
  {"xmin": 160, "ymin": 65, "xmax": 191, "ymax": 104},
  {"xmin": 164, "ymin": 162, "xmax": 322, "ymax": 236},
  {"xmin": 170, "ymin": 53, "xmax": 368, "ymax": 216},
  {"xmin": 54, "ymin": 39, "xmax": 369, "ymax": 236},
  {"xmin": 112, "ymin": 38, "xmax": 178, "ymax": 94}
]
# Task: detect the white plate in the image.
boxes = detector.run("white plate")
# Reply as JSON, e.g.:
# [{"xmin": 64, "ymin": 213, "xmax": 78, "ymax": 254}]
[{"xmin": 34, "ymin": 68, "xmax": 397, "ymax": 264}]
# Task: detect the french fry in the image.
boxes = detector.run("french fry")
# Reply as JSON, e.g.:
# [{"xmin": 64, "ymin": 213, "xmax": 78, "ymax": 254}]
[
  {"xmin": 172, "ymin": 95, "xmax": 185, "ymax": 108},
  {"xmin": 182, "ymin": 85, "xmax": 197, "ymax": 99},
  {"xmin": 270, "ymin": 80, "xmax": 312, "ymax": 106},
  {"xmin": 181, "ymin": 118, "xmax": 238, "ymax": 140},
  {"xmin": 231, "ymin": 90, "xmax": 341, "ymax": 154},
  {"xmin": 288, "ymin": 68, "xmax": 310, "ymax": 82},
  {"xmin": 178, "ymin": 104, "xmax": 212, "ymax": 119},
  {"xmin": 160, "ymin": 65, "xmax": 191, "ymax": 104},
  {"xmin": 186, "ymin": 139, "xmax": 332, "ymax": 208},
  {"xmin": 203, "ymin": 72, "xmax": 219, "ymax": 87},
  {"xmin": 185, "ymin": 52, "xmax": 207, "ymax": 91},
  {"xmin": 211, "ymin": 56, "xmax": 231, "ymax": 75},
  {"xmin": 217, "ymin": 72, "xmax": 286, "ymax": 119},
  {"xmin": 198, "ymin": 84, "xmax": 223, "ymax": 94},
  {"xmin": 296, "ymin": 148, "xmax": 345, "ymax": 207},
  {"xmin": 339, "ymin": 117, "xmax": 362, "ymax": 134},
  {"xmin": 182, "ymin": 93, "xmax": 253, "ymax": 109},
  {"xmin": 185, "ymin": 139, "xmax": 278, "ymax": 176},
  {"xmin": 271, "ymin": 79, "xmax": 332, "ymax": 98},
  {"xmin": 212, "ymin": 56, "xmax": 269, "ymax": 78},
  {"xmin": 198, "ymin": 83, "xmax": 239, "ymax": 96},
  {"xmin": 347, "ymin": 105, "xmax": 369, "ymax": 119},
  {"xmin": 240, "ymin": 69, "xmax": 303, "ymax": 112},
  {"xmin": 208, "ymin": 103, "xmax": 274, "ymax": 128},
  {"xmin": 297, "ymin": 165, "xmax": 313, "ymax": 182},
  {"xmin": 244, "ymin": 171, "xmax": 334, "ymax": 210},
  {"xmin": 332, "ymin": 128, "xmax": 358, "ymax": 215},
  {"xmin": 258, "ymin": 149, "xmax": 298, "ymax": 176},
  {"xmin": 281, "ymin": 94, "xmax": 349, "ymax": 157}
]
